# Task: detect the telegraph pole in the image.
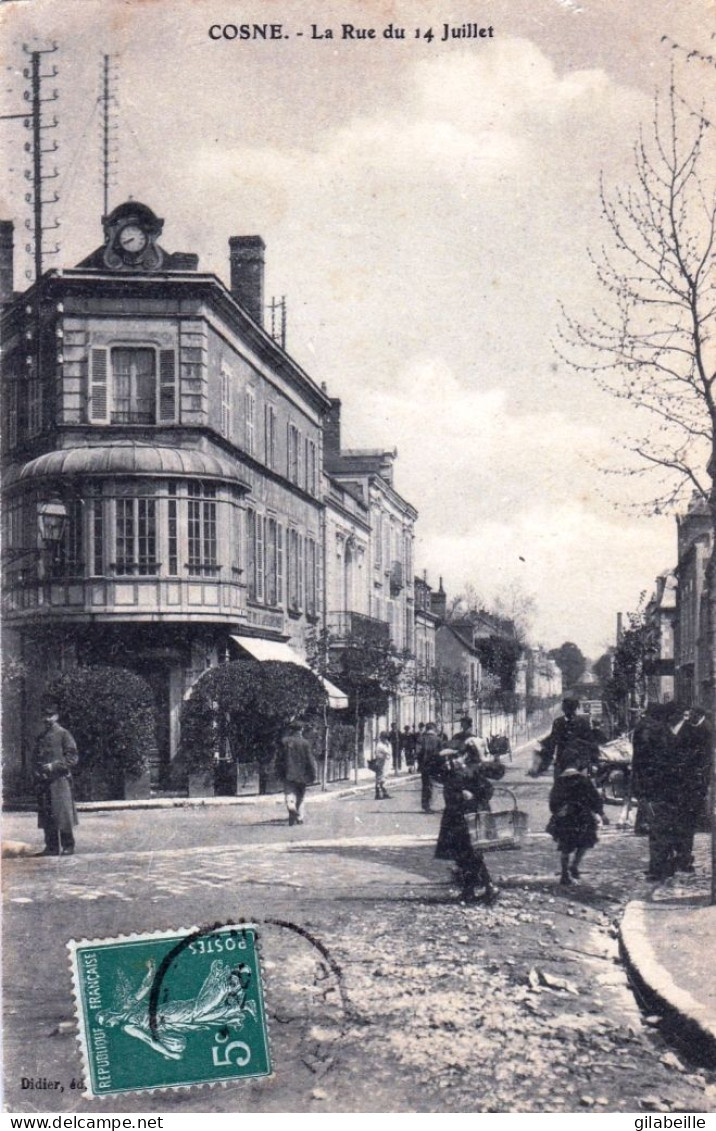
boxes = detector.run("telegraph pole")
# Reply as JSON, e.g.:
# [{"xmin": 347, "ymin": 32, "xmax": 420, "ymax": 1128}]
[
  {"xmin": 23, "ymin": 44, "xmax": 60, "ymax": 282},
  {"xmin": 100, "ymin": 54, "xmax": 119, "ymax": 216}
]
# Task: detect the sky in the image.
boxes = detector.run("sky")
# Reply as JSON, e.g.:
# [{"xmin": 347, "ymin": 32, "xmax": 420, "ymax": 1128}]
[{"xmin": 1, "ymin": 0, "xmax": 714, "ymax": 658}]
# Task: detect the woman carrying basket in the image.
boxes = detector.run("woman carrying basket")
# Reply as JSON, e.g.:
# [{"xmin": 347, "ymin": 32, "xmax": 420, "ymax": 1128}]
[{"xmin": 434, "ymin": 744, "xmax": 502, "ymax": 905}]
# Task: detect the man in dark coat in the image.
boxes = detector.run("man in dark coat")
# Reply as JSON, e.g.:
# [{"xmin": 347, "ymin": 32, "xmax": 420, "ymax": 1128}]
[
  {"xmin": 632, "ymin": 702, "xmax": 681, "ymax": 880},
  {"xmin": 417, "ymin": 721, "xmax": 440, "ymax": 813},
  {"xmin": 275, "ymin": 721, "xmax": 318, "ymax": 826},
  {"xmin": 537, "ymin": 698, "xmax": 600, "ymax": 779},
  {"xmin": 388, "ymin": 723, "xmax": 401, "ymax": 774},
  {"xmin": 400, "ymin": 725, "xmax": 416, "ymax": 773},
  {"xmin": 671, "ymin": 706, "xmax": 711, "ymax": 873},
  {"xmin": 34, "ymin": 698, "xmax": 79, "ymax": 856}
]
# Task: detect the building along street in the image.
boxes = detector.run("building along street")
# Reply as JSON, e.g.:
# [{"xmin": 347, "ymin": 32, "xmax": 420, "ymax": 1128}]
[{"xmin": 3, "ymin": 746, "xmax": 715, "ymax": 1114}]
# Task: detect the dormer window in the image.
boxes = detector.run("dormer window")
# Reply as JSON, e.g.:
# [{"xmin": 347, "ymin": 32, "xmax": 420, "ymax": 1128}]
[{"xmin": 88, "ymin": 346, "xmax": 176, "ymax": 424}]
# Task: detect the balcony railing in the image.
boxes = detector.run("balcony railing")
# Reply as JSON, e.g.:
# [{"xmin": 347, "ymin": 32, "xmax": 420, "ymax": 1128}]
[{"xmin": 327, "ymin": 610, "xmax": 390, "ymax": 646}]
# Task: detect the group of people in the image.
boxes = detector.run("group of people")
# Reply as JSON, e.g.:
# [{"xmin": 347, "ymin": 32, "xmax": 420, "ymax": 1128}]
[
  {"xmin": 535, "ymin": 695, "xmax": 712, "ymax": 886},
  {"xmin": 373, "ymin": 715, "xmax": 506, "ymax": 904},
  {"xmin": 632, "ymin": 702, "xmax": 711, "ymax": 881},
  {"xmin": 31, "ymin": 690, "xmax": 712, "ymax": 897}
]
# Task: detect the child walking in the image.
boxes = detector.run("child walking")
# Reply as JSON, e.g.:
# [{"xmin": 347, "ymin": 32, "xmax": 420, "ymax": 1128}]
[
  {"xmin": 372, "ymin": 731, "xmax": 392, "ymax": 800},
  {"xmin": 547, "ymin": 766, "xmax": 607, "ymax": 884}
]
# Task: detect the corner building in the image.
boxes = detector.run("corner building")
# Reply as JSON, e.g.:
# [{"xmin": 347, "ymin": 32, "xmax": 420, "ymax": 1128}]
[{"xmin": 2, "ymin": 202, "xmax": 330, "ymax": 794}]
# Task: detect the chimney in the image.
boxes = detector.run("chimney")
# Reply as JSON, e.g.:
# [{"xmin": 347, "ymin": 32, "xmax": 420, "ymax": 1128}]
[
  {"xmin": 229, "ymin": 235, "xmax": 265, "ymax": 325},
  {"xmin": 431, "ymin": 576, "xmax": 447, "ymax": 622},
  {"xmin": 325, "ymin": 398, "xmax": 341, "ymax": 454},
  {"xmin": 0, "ymin": 221, "xmax": 14, "ymax": 305}
]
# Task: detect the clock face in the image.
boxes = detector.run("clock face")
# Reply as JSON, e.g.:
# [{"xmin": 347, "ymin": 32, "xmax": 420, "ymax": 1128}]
[{"xmin": 118, "ymin": 224, "xmax": 148, "ymax": 254}]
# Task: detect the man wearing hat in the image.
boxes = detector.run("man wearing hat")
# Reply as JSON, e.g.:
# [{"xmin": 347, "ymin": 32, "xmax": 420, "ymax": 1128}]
[
  {"xmin": 537, "ymin": 698, "xmax": 599, "ymax": 780},
  {"xmin": 34, "ymin": 698, "xmax": 79, "ymax": 856},
  {"xmin": 451, "ymin": 716, "xmax": 488, "ymax": 761},
  {"xmin": 417, "ymin": 721, "xmax": 441, "ymax": 812},
  {"xmin": 275, "ymin": 720, "xmax": 318, "ymax": 826}
]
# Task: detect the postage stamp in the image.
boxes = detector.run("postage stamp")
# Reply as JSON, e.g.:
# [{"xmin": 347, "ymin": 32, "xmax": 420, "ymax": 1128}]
[{"xmin": 68, "ymin": 924, "xmax": 271, "ymax": 1098}]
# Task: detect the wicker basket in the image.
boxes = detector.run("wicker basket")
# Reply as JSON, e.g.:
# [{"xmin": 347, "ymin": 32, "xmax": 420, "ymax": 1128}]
[{"xmin": 471, "ymin": 786, "xmax": 528, "ymax": 851}]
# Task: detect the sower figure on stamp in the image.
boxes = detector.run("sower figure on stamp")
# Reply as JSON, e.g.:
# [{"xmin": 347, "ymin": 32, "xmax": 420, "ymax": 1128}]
[
  {"xmin": 34, "ymin": 696, "xmax": 79, "ymax": 857},
  {"xmin": 275, "ymin": 720, "xmax": 318, "ymax": 826}
]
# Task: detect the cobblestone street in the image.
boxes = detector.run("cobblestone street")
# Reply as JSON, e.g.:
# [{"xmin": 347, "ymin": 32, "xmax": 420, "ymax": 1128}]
[{"xmin": 4, "ymin": 763, "xmax": 716, "ymax": 1113}]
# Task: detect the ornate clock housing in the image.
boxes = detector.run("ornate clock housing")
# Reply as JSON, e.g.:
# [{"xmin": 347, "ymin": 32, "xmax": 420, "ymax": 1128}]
[{"xmin": 102, "ymin": 202, "xmax": 165, "ymax": 271}]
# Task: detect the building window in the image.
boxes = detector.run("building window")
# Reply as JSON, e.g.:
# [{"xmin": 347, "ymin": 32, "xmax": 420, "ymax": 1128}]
[
  {"xmin": 88, "ymin": 346, "xmax": 176, "ymax": 424},
  {"xmin": 306, "ymin": 536, "xmax": 317, "ymax": 616},
  {"xmin": 187, "ymin": 482, "xmax": 218, "ymax": 576},
  {"xmin": 5, "ymin": 380, "xmax": 18, "ymax": 449},
  {"xmin": 115, "ymin": 497, "xmax": 158, "ymax": 575},
  {"xmin": 27, "ymin": 374, "xmax": 42, "ymax": 437},
  {"xmin": 52, "ymin": 500, "xmax": 83, "ymax": 578},
  {"xmin": 288, "ymin": 528, "xmax": 304, "ymax": 611},
  {"xmin": 287, "ymin": 424, "xmax": 302, "ymax": 485},
  {"xmin": 264, "ymin": 404, "xmax": 277, "ymax": 469},
  {"xmin": 245, "ymin": 389, "xmax": 256, "ymax": 454},
  {"xmin": 92, "ymin": 498, "xmax": 104, "ymax": 576},
  {"xmin": 220, "ymin": 366, "xmax": 232, "ymax": 439},
  {"xmin": 304, "ymin": 438, "xmax": 317, "ymax": 495},
  {"xmin": 404, "ymin": 532, "xmax": 412, "ymax": 581},
  {"xmin": 167, "ymin": 484, "xmax": 178, "ymax": 576},
  {"xmin": 375, "ymin": 512, "xmax": 382, "ymax": 570},
  {"xmin": 112, "ymin": 348, "xmax": 156, "ymax": 423},
  {"xmin": 246, "ymin": 509, "xmax": 256, "ymax": 599},
  {"xmin": 404, "ymin": 604, "xmax": 414, "ymax": 654}
]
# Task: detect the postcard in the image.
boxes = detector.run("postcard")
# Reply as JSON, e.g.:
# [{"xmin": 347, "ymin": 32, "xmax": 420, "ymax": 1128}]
[{"xmin": 2, "ymin": 0, "xmax": 715, "ymax": 1116}]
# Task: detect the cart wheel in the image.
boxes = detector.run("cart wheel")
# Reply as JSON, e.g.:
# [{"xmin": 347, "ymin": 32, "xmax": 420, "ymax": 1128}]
[{"xmin": 603, "ymin": 768, "xmax": 627, "ymax": 804}]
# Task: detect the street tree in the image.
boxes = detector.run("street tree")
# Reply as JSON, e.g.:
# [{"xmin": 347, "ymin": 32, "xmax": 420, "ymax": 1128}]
[
  {"xmin": 548, "ymin": 642, "xmax": 588, "ymax": 691},
  {"xmin": 559, "ymin": 72, "xmax": 716, "ymax": 897},
  {"xmin": 306, "ymin": 621, "xmax": 406, "ymax": 775}
]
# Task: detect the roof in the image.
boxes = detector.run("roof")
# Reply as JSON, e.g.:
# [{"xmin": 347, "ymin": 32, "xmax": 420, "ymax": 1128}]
[{"xmin": 7, "ymin": 443, "xmax": 250, "ymax": 488}]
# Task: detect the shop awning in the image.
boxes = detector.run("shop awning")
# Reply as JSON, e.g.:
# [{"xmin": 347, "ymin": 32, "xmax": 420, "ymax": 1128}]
[{"xmin": 229, "ymin": 635, "xmax": 349, "ymax": 709}]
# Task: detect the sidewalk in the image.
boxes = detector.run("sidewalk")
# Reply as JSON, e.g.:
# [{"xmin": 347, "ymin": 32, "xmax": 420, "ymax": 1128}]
[{"xmin": 619, "ymin": 853, "xmax": 716, "ymax": 1061}]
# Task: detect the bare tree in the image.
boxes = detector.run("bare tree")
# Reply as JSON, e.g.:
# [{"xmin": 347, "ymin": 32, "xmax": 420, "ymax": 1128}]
[
  {"xmin": 559, "ymin": 74, "xmax": 716, "ymax": 898},
  {"xmin": 559, "ymin": 81, "xmax": 715, "ymax": 511}
]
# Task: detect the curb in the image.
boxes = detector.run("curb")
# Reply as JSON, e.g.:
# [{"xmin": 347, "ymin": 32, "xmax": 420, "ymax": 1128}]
[
  {"xmin": 74, "ymin": 776, "xmax": 383, "ymax": 813},
  {"xmin": 620, "ymin": 900, "xmax": 716, "ymax": 1062}
]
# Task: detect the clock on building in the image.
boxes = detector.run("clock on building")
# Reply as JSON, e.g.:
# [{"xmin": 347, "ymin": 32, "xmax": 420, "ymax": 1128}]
[{"xmin": 102, "ymin": 202, "xmax": 165, "ymax": 271}]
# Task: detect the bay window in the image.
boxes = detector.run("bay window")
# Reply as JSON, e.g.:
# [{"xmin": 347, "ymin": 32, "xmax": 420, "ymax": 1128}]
[{"xmin": 187, "ymin": 482, "xmax": 218, "ymax": 575}]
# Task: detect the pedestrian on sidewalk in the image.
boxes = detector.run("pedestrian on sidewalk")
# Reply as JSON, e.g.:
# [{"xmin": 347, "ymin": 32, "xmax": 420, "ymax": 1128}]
[
  {"xmin": 401, "ymin": 725, "xmax": 417, "ymax": 773},
  {"xmin": 417, "ymin": 721, "xmax": 440, "ymax": 812},
  {"xmin": 388, "ymin": 722, "xmax": 401, "ymax": 774},
  {"xmin": 632, "ymin": 702, "xmax": 680, "ymax": 880},
  {"xmin": 672, "ymin": 706, "xmax": 712, "ymax": 873},
  {"xmin": 275, "ymin": 720, "xmax": 318, "ymax": 827},
  {"xmin": 434, "ymin": 744, "xmax": 497, "ymax": 905},
  {"xmin": 33, "ymin": 697, "xmax": 79, "ymax": 857},
  {"xmin": 371, "ymin": 732, "xmax": 392, "ymax": 800},
  {"xmin": 547, "ymin": 765, "xmax": 607, "ymax": 884}
]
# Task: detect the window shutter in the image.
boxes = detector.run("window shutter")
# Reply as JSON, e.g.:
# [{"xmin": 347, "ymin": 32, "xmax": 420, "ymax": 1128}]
[
  {"xmin": 159, "ymin": 350, "xmax": 176, "ymax": 422},
  {"xmin": 256, "ymin": 514, "xmax": 265, "ymax": 602},
  {"xmin": 89, "ymin": 348, "xmax": 109, "ymax": 423},
  {"xmin": 276, "ymin": 524, "xmax": 284, "ymax": 605}
]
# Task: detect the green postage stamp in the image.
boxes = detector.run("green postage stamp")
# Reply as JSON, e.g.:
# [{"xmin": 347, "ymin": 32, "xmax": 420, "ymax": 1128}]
[{"xmin": 68, "ymin": 924, "xmax": 272, "ymax": 1097}]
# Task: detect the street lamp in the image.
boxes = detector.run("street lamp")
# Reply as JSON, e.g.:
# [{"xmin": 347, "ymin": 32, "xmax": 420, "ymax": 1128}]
[{"xmin": 36, "ymin": 496, "xmax": 67, "ymax": 548}]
